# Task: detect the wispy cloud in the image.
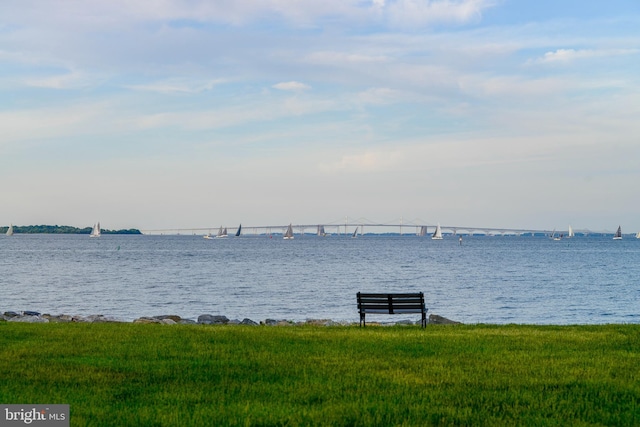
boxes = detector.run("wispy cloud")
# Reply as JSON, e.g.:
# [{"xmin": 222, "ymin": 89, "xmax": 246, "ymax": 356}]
[
  {"xmin": 125, "ymin": 78, "xmax": 226, "ymax": 94},
  {"xmin": 0, "ymin": 0, "xmax": 497, "ymax": 29},
  {"xmin": 530, "ymin": 48, "xmax": 639, "ymax": 65},
  {"xmin": 272, "ymin": 81, "xmax": 311, "ymax": 92}
]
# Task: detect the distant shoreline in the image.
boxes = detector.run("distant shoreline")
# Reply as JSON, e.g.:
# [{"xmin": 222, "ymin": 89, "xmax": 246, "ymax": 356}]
[{"xmin": 1, "ymin": 225, "xmax": 141, "ymax": 234}]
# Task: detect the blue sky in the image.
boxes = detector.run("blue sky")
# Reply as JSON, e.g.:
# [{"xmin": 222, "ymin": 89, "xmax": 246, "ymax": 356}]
[{"xmin": 2, "ymin": 0, "xmax": 639, "ymax": 232}]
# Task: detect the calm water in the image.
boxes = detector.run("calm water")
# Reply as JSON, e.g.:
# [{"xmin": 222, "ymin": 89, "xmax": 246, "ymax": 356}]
[{"xmin": 1, "ymin": 234, "xmax": 638, "ymax": 324}]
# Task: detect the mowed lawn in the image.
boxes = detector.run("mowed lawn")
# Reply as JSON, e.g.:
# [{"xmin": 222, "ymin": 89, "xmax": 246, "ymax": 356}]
[{"xmin": 0, "ymin": 322, "xmax": 638, "ymax": 426}]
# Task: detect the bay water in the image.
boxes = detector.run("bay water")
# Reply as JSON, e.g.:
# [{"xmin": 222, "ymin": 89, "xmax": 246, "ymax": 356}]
[{"xmin": 1, "ymin": 234, "xmax": 638, "ymax": 324}]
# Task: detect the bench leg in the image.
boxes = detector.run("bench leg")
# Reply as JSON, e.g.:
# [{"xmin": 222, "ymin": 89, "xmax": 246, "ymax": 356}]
[{"xmin": 360, "ymin": 313, "xmax": 366, "ymax": 328}]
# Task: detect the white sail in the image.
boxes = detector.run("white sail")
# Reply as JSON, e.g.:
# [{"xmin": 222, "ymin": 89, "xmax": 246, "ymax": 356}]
[
  {"xmin": 613, "ymin": 225, "xmax": 622, "ymax": 240},
  {"xmin": 283, "ymin": 224, "xmax": 294, "ymax": 240},
  {"xmin": 636, "ymin": 231, "xmax": 640, "ymax": 239},
  {"xmin": 89, "ymin": 222, "xmax": 101, "ymax": 238},
  {"xmin": 568, "ymin": 225, "xmax": 574, "ymax": 238},
  {"xmin": 431, "ymin": 223, "xmax": 443, "ymax": 240},
  {"xmin": 6, "ymin": 224, "xmax": 14, "ymax": 236},
  {"xmin": 417, "ymin": 226, "xmax": 427, "ymax": 237}
]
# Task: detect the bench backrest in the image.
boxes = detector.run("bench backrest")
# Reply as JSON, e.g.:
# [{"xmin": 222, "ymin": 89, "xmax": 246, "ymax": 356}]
[{"xmin": 357, "ymin": 292, "xmax": 426, "ymax": 314}]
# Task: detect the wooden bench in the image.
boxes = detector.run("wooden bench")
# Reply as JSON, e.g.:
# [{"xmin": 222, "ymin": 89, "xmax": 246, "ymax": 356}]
[{"xmin": 357, "ymin": 292, "xmax": 428, "ymax": 328}]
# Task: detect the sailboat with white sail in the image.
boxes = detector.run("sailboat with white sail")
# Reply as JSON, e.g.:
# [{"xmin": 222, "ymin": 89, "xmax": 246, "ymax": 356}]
[
  {"xmin": 568, "ymin": 225, "xmax": 574, "ymax": 238},
  {"xmin": 216, "ymin": 226, "xmax": 228, "ymax": 238},
  {"xmin": 283, "ymin": 224, "xmax": 294, "ymax": 240},
  {"xmin": 417, "ymin": 226, "xmax": 427, "ymax": 237},
  {"xmin": 636, "ymin": 231, "xmax": 640, "ymax": 239},
  {"xmin": 89, "ymin": 222, "xmax": 101, "ymax": 238},
  {"xmin": 431, "ymin": 223, "xmax": 443, "ymax": 240},
  {"xmin": 613, "ymin": 225, "xmax": 622, "ymax": 240},
  {"xmin": 6, "ymin": 224, "xmax": 14, "ymax": 236}
]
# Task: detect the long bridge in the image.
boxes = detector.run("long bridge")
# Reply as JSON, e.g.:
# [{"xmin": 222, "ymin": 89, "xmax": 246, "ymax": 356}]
[{"xmin": 141, "ymin": 218, "xmax": 590, "ymax": 237}]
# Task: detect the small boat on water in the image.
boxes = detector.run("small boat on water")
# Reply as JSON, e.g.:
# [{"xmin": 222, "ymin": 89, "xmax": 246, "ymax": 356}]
[
  {"xmin": 216, "ymin": 226, "xmax": 228, "ymax": 238},
  {"xmin": 235, "ymin": 224, "xmax": 242, "ymax": 237},
  {"xmin": 6, "ymin": 224, "xmax": 13, "ymax": 236},
  {"xmin": 283, "ymin": 224, "xmax": 294, "ymax": 240},
  {"xmin": 636, "ymin": 231, "xmax": 640, "ymax": 239},
  {"xmin": 613, "ymin": 225, "xmax": 622, "ymax": 240},
  {"xmin": 317, "ymin": 225, "xmax": 326, "ymax": 237},
  {"xmin": 351, "ymin": 227, "xmax": 358, "ymax": 238},
  {"xmin": 431, "ymin": 224, "xmax": 443, "ymax": 240},
  {"xmin": 203, "ymin": 232, "xmax": 214, "ymax": 239},
  {"xmin": 568, "ymin": 225, "xmax": 574, "ymax": 238},
  {"xmin": 417, "ymin": 226, "xmax": 428, "ymax": 237},
  {"xmin": 89, "ymin": 222, "xmax": 101, "ymax": 238}
]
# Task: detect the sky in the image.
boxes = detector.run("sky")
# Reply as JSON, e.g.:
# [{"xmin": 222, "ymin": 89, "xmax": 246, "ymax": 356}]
[{"xmin": 2, "ymin": 0, "xmax": 639, "ymax": 233}]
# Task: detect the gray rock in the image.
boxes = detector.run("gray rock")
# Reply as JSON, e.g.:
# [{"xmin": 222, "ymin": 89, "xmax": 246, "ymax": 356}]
[
  {"xmin": 197, "ymin": 314, "xmax": 229, "ymax": 325},
  {"xmin": 4, "ymin": 311, "xmax": 20, "ymax": 318},
  {"xmin": 89, "ymin": 315, "xmax": 123, "ymax": 323},
  {"xmin": 133, "ymin": 317, "xmax": 163, "ymax": 324},
  {"xmin": 23, "ymin": 311, "xmax": 41, "ymax": 316},
  {"xmin": 178, "ymin": 319, "xmax": 197, "ymax": 325},
  {"xmin": 240, "ymin": 318, "xmax": 259, "ymax": 326},
  {"xmin": 8, "ymin": 315, "xmax": 48, "ymax": 323},
  {"xmin": 428, "ymin": 314, "xmax": 462, "ymax": 325},
  {"xmin": 154, "ymin": 315, "xmax": 182, "ymax": 323}
]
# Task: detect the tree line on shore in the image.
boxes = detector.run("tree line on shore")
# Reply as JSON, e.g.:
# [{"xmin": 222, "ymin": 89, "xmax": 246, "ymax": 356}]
[{"xmin": 1, "ymin": 225, "xmax": 141, "ymax": 234}]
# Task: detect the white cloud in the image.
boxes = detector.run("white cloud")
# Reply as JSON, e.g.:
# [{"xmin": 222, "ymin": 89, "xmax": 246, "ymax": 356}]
[
  {"xmin": 0, "ymin": 0, "xmax": 496, "ymax": 30},
  {"xmin": 357, "ymin": 87, "xmax": 407, "ymax": 105},
  {"xmin": 385, "ymin": 0, "xmax": 496, "ymax": 28},
  {"xmin": 125, "ymin": 78, "xmax": 226, "ymax": 94},
  {"xmin": 531, "ymin": 48, "xmax": 639, "ymax": 65},
  {"xmin": 272, "ymin": 81, "xmax": 311, "ymax": 92},
  {"xmin": 305, "ymin": 51, "xmax": 388, "ymax": 65},
  {"xmin": 23, "ymin": 70, "xmax": 94, "ymax": 89},
  {"xmin": 320, "ymin": 149, "xmax": 405, "ymax": 173}
]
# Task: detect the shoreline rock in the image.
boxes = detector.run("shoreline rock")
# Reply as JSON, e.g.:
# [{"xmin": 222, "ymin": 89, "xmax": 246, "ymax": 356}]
[{"xmin": 2, "ymin": 311, "xmax": 461, "ymax": 326}]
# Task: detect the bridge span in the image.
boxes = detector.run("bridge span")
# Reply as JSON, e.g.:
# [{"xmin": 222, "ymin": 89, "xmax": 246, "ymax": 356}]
[{"xmin": 141, "ymin": 222, "xmax": 580, "ymax": 237}]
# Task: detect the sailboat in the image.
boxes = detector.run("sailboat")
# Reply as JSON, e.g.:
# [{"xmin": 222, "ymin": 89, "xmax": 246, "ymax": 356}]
[
  {"xmin": 351, "ymin": 227, "xmax": 358, "ymax": 238},
  {"xmin": 417, "ymin": 226, "xmax": 427, "ymax": 237},
  {"xmin": 235, "ymin": 224, "xmax": 242, "ymax": 237},
  {"xmin": 613, "ymin": 225, "xmax": 622, "ymax": 240},
  {"xmin": 317, "ymin": 225, "xmax": 326, "ymax": 237},
  {"xmin": 283, "ymin": 224, "xmax": 294, "ymax": 240},
  {"xmin": 6, "ymin": 224, "xmax": 14, "ymax": 236},
  {"xmin": 568, "ymin": 225, "xmax": 574, "ymax": 238},
  {"xmin": 431, "ymin": 223, "xmax": 443, "ymax": 240},
  {"xmin": 636, "ymin": 231, "xmax": 640, "ymax": 239},
  {"xmin": 203, "ymin": 231, "xmax": 214, "ymax": 239},
  {"xmin": 89, "ymin": 222, "xmax": 101, "ymax": 238},
  {"xmin": 215, "ymin": 226, "xmax": 228, "ymax": 238},
  {"xmin": 550, "ymin": 229, "xmax": 561, "ymax": 241}
]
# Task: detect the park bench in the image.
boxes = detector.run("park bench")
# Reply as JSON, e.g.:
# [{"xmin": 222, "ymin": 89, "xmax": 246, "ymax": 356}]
[{"xmin": 356, "ymin": 292, "xmax": 428, "ymax": 328}]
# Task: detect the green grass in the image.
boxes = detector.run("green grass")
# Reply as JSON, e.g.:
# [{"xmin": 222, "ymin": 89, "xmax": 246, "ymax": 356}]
[{"xmin": 0, "ymin": 323, "xmax": 638, "ymax": 426}]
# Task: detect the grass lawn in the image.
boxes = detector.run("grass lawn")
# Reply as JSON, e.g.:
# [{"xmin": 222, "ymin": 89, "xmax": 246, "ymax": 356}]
[{"xmin": 0, "ymin": 322, "xmax": 638, "ymax": 426}]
